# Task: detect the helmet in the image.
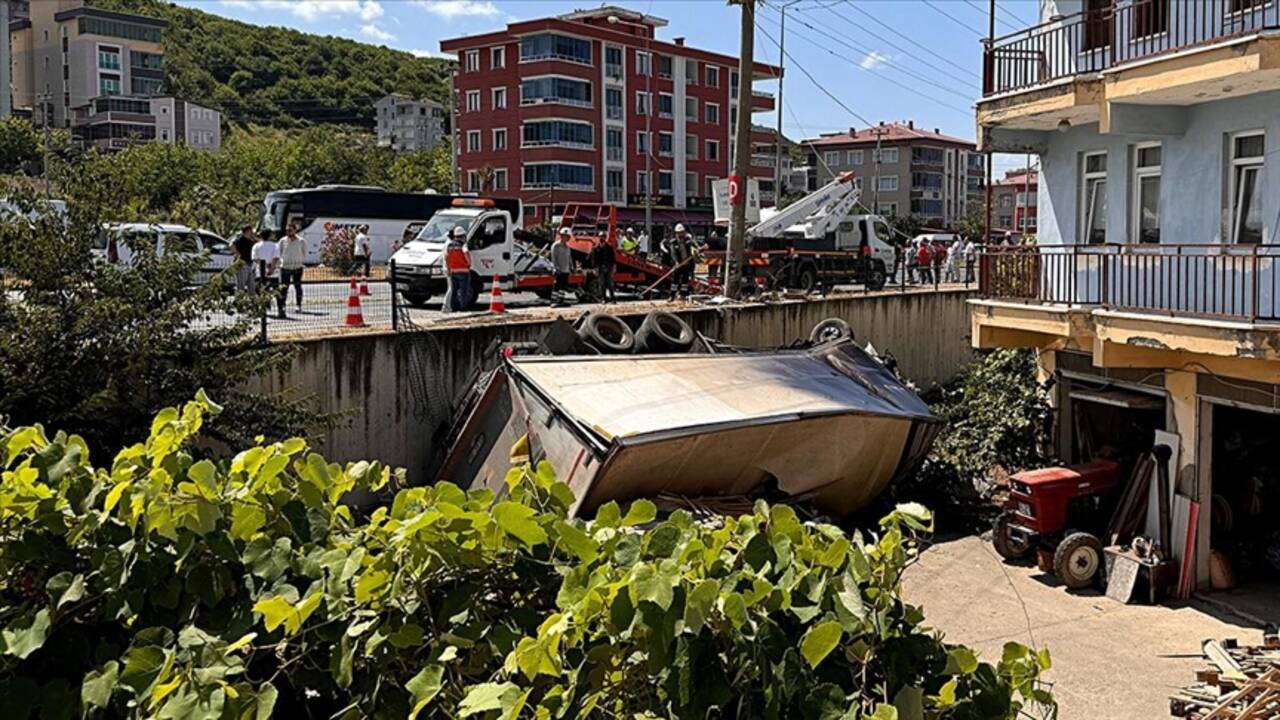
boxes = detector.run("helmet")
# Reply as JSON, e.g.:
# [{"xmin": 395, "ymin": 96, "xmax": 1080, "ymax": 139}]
[
  {"xmin": 675, "ymin": 223, "xmax": 686, "ymax": 232},
  {"xmin": 559, "ymin": 227, "xmax": 571, "ymax": 236},
  {"xmin": 450, "ymin": 226, "xmax": 466, "ymax": 238},
  {"xmin": 626, "ymin": 227, "xmax": 636, "ymax": 233}
]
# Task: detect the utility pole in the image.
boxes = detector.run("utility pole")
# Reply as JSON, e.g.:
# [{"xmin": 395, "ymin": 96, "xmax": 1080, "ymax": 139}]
[
  {"xmin": 726, "ymin": 0, "xmax": 756, "ymax": 297},
  {"xmin": 870, "ymin": 123, "xmax": 888, "ymax": 209},
  {"xmin": 448, "ymin": 69, "xmax": 458, "ymax": 193},
  {"xmin": 983, "ymin": 0, "xmax": 995, "ymax": 245},
  {"xmin": 774, "ymin": 1, "xmax": 799, "ymax": 206}
]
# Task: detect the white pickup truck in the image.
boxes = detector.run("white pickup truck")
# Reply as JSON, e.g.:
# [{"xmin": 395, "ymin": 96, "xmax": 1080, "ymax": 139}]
[{"xmin": 389, "ymin": 199, "xmax": 555, "ymax": 308}]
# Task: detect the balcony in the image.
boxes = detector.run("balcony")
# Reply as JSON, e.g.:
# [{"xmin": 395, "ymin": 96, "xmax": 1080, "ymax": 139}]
[
  {"xmin": 978, "ymin": 244, "xmax": 1280, "ymax": 323},
  {"xmin": 751, "ymin": 153, "xmax": 776, "ymax": 168}
]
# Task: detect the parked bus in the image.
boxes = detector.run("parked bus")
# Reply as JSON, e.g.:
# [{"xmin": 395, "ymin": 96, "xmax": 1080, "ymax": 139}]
[{"xmin": 259, "ymin": 185, "xmax": 522, "ymax": 264}]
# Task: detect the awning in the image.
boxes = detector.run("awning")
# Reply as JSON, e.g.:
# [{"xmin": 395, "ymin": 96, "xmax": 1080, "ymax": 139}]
[{"xmin": 1070, "ymin": 388, "xmax": 1165, "ymax": 410}]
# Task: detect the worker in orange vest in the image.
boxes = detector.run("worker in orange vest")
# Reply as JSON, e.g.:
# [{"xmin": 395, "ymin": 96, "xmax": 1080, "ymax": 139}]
[{"xmin": 443, "ymin": 225, "xmax": 472, "ymax": 312}]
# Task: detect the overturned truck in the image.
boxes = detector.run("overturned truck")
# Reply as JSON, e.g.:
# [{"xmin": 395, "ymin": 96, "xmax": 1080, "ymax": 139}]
[{"xmin": 437, "ymin": 313, "xmax": 939, "ymax": 520}]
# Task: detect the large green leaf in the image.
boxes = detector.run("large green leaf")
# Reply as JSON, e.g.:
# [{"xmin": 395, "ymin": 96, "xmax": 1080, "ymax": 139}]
[
  {"xmin": 81, "ymin": 661, "xmax": 119, "ymax": 711},
  {"xmin": 458, "ymin": 682, "xmax": 519, "ymax": 717},
  {"xmin": 407, "ymin": 665, "xmax": 444, "ymax": 719},
  {"xmin": 493, "ymin": 501, "xmax": 548, "ymax": 547},
  {"xmin": 800, "ymin": 621, "xmax": 843, "ymax": 669},
  {"xmin": 2, "ymin": 609, "xmax": 50, "ymax": 659}
]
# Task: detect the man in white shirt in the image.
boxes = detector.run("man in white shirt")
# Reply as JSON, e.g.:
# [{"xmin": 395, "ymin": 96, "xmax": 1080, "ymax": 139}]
[
  {"xmin": 279, "ymin": 223, "xmax": 307, "ymax": 312},
  {"xmin": 252, "ymin": 231, "xmax": 286, "ymax": 319},
  {"xmin": 353, "ymin": 224, "xmax": 372, "ymax": 278}
]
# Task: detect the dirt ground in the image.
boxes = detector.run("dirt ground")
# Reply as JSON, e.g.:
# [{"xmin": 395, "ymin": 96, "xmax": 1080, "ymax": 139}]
[{"xmin": 902, "ymin": 534, "xmax": 1270, "ymax": 720}]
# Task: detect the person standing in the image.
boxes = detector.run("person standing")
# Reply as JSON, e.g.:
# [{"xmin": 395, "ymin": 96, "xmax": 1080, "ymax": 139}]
[
  {"xmin": 620, "ymin": 227, "xmax": 640, "ymax": 255},
  {"xmin": 670, "ymin": 223, "xmax": 692, "ymax": 297},
  {"xmin": 279, "ymin": 223, "xmax": 307, "ymax": 312},
  {"xmin": 963, "ymin": 236, "xmax": 977, "ymax": 283},
  {"xmin": 232, "ymin": 225, "xmax": 257, "ymax": 294},
  {"xmin": 637, "ymin": 228, "xmax": 650, "ymax": 256},
  {"xmin": 915, "ymin": 240, "xmax": 933, "ymax": 285},
  {"xmin": 443, "ymin": 226, "xmax": 471, "ymax": 312},
  {"xmin": 251, "ymin": 230, "xmax": 285, "ymax": 319},
  {"xmin": 949, "ymin": 236, "xmax": 965, "ymax": 283},
  {"xmin": 353, "ymin": 224, "xmax": 372, "ymax": 278},
  {"xmin": 551, "ymin": 227, "xmax": 573, "ymax": 307},
  {"xmin": 590, "ymin": 237, "xmax": 617, "ymax": 303}
]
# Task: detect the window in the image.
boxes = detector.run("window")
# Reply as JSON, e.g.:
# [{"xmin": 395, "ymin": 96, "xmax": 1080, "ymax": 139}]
[
  {"xmin": 1000, "ymin": 194, "xmax": 1014, "ymax": 208},
  {"xmin": 606, "ymin": 127, "xmax": 623, "ymax": 161},
  {"xmin": 1131, "ymin": 143, "xmax": 1161, "ymax": 244},
  {"xmin": 492, "ymin": 87, "xmax": 507, "ymax": 109},
  {"xmin": 636, "ymin": 170, "xmax": 650, "ymax": 194},
  {"xmin": 467, "ymin": 130, "xmax": 481, "ymax": 153},
  {"xmin": 467, "ymin": 170, "xmax": 479, "ymax": 191},
  {"xmin": 911, "ymin": 199, "xmax": 944, "ymax": 216},
  {"xmin": 706, "ymin": 139, "xmax": 720, "ymax": 162},
  {"xmin": 636, "ymin": 51, "xmax": 651, "ymax": 76},
  {"xmin": 730, "ymin": 70, "xmax": 739, "ymax": 95},
  {"xmin": 702, "ymin": 103, "xmax": 721, "ymax": 126},
  {"xmin": 685, "ymin": 134, "xmax": 698, "ymax": 160},
  {"xmin": 97, "ymin": 48, "xmax": 120, "ymax": 70},
  {"xmin": 605, "ymin": 46, "xmax": 623, "ymax": 80},
  {"xmin": 823, "ymin": 151, "xmax": 839, "ymax": 166},
  {"xmin": 685, "ymin": 97, "xmax": 698, "ymax": 122},
  {"xmin": 848, "ymin": 149, "xmax": 863, "ymax": 165},
  {"xmin": 77, "ymin": 17, "xmax": 162, "ymax": 43},
  {"xmin": 659, "ymin": 170, "xmax": 672, "ymax": 193},
  {"xmin": 523, "ymin": 163, "xmax": 593, "ymax": 190},
  {"xmin": 636, "ymin": 92, "xmax": 651, "ymax": 115},
  {"xmin": 874, "ymin": 147, "xmax": 899, "ymax": 164},
  {"xmin": 466, "ymin": 90, "xmax": 480, "ymax": 112},
  {"xmin": 465, "ymin": 50, "xmax": 480, "ymax": 72},
  {"xmin": 658, "ymin": 93, "xmax": 673, "ymax": 119},
  {"xmin": 878, "ymin": 202, "xmax": 898, "ymax": 216},
  {"xmin": 911, "ymin": 146, "xmax": 945, "ymax": 165},
  {"xmin": 658, "ymin": 54, "xmax": 672, "ymax": 79},
  {"xmin": 520, "ymin": 76, "xmax": 591, "ymax": 107},
  {"xmin": 659, "ymin": 132, "xmax": 673, "ymax": 157},
  {"xmin": 520, "ymin": 34, "xmax": 592, "ymax": 64},
  {"xmin": 98, "ymin": 74, "xmax": 121, "ymax": 96},
  {"xmin": 1133, "ymin": 0, "xmax": 1169, "ymax": 38},
  {"xmin": 877, "ymin": 175, "xmax": 898, "ymax": 192},
  {"xmin": 491, "ymin": 46, "xmax": 506, "ymax": 69},
  {"xmin": 636, "ymin": 131, "xmax": 650, "ymax": 155},
  {"xmin": 131, "ymin": 77, "xmax": 162, "ymax": 95},
  {"xmin": 606, "ymin": 87, "xmax": 623, "ymax": 119},
  {"xmin": 493, "ymin": 128, "xmax": 507, "ymax": 151},
  {"xmin": 911, "ymin": 171, "xmax": 944, "ymax": 190},
  {"xmin": 1229, "ymin": 132, "xmax": 1264, "ymax": 244},
  {"xmin": 1084, "ymin": 0, "xmax": 1113, "ymax": 51},
  {"xmin": 706, "ymin": 65, "xmax": 720, "ymax": 87},
  {"xmin": 1080, "ymin": 151, "xmax": 1107, "ymax": 244},
  {"xmin": 606, "ymin": 169, "xmax": 624, "ymax": 202},
  {"xmin": 686, "ymin": 171, "xmax": 698, "ymax": 199},
  {"xmin": 685, "ymin": 60, "xmax": 699, "ymax": 85},
  {"xmin": 1230, "ymin": 0, "xmax": 1268, "ymax": 11},
  {"xmin": 522, "ymin": 120, "xmax": 594, "ymax": 149}
]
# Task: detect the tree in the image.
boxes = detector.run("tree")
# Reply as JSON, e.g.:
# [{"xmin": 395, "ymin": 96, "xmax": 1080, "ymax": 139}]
[
  {"xmin": 0, "ymin": 117, "xmax": 40, "ymax": 175},
  {"xmin": 955, "ymin": 206, "xmax": 989, "ymax": 243},
  {"xmin": 0, "ymin": 395, "xmax": 1057, "ymax": 718},
  {"xmin": 887, "ymin": 212, "xmax": 926, "ymax": 241},
  {"xmin": 0, "ymin": 186, "xmax": 329, "ymax": 455}
]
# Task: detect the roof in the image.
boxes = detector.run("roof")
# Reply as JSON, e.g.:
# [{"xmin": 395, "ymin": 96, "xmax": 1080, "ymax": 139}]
[
  {"xmin": 994, "ymin": 171, "xmax": 1038, "ymax": 187},
  {"xmin": 557, "ymin": 6, "xmax": 668, "ymax": 28},
  {"xmin": 804, "ymin": 122, "xmax": 974, "ymax": 148},
  {"xmin": 54, "ymin": 6, "xmax": 168, "ymax": 28}
]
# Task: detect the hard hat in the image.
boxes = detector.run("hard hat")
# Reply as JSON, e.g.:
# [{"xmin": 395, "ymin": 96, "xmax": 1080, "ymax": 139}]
[
  {"xmin": 626, "ymin": 227, "xmax": 636, "ymax": 233},
  {"xmin": 675, "ymin": 223, "xmax": 686, "ymax": 232},
  {"xmin": 559, "ymin": 227, "xmax": 571, "ymax": 236},
  {"xmin": 450, "ymin": 226, "xmax": 466, "ymax": 237}
]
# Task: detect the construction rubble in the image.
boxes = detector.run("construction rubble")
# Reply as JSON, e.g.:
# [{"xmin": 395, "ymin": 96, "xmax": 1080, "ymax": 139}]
[{"xmin": 1170, "ymin": 635, "xmax": 1280, "ymax": 719}]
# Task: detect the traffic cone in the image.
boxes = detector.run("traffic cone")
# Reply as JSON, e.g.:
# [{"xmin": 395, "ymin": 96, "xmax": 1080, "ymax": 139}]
[
  {"xmin": 359, "ymin": 278, "xmax": 371, "ymax": 297},
  {"xmin": 488, "ymin": 274, "xmax": 506, "ymax": 314},
  {"xmin": 344, "ymin": 278, "xmax": 367, "ymax": 327}
]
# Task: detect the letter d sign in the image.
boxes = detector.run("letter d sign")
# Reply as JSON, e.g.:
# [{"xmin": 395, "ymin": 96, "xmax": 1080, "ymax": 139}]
[{"xmin": 728, "ymin": 175, "xmax": 741, "ymax": 206}]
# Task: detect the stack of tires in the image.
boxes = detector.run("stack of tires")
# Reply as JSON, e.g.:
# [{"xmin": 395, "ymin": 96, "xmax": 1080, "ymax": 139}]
[{"xmin": 574, "ymin": 311, "xmax": 696, "ymax": 355}]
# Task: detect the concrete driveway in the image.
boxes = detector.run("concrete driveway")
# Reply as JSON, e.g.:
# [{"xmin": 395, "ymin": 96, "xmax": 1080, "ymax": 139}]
[{"xmin": 903, "ymin": 534, "xmax": 1266, "ymax": 720}]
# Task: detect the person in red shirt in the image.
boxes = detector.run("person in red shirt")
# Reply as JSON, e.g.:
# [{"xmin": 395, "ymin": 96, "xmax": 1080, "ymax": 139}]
[
  {"xmin": 915, "ymin": 242, "xmax": 933, "ymax": 284},
  {"xmin": 932, "ymin": 240, "xmax": 947, "ymax": 284}
]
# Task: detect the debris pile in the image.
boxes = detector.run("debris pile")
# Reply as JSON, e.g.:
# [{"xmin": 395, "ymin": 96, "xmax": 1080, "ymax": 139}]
[{"xmin": 1170, "ymin": 636, "xmax": 1280, "ymax": 718}]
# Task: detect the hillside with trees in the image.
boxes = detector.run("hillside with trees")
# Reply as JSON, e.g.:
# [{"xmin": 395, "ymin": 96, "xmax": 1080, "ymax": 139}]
[{"xmin": 93, "ymin": 0, "xmax": 453, "ymax": 129}]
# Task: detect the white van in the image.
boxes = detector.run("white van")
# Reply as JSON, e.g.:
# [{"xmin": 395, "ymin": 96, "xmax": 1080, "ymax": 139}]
[{"xmin": 92, "ymin": 223, "xmax": 237, "ymax": 285}]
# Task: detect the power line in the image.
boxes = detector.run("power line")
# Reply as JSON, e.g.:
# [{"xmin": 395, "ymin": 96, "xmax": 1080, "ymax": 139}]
[
  {"xmin": 961, "ymin": 0, "xmax": 1019, "ymax": 33},
  {"xmin": 921, "ymin": 0, "xmax": 988, "ymax": 38},
  {"xmin": 839, "ymin": 0, "xmax": 981, "ymax": 80},
  {"xmin": 800, "ymin": 3, "xmax": 979, "ymax": 89},
  {"xmin": 752, "ymin": 15, "xmax": 875, "ymax": 129},
  {"xmin": 756, "ymin": 8, "xmax": 973, "ymax": 115}
]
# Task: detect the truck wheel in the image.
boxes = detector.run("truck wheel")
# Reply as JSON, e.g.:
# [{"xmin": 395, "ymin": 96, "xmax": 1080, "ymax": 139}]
[
  {"xmin": 797, "ymin": 265, "xmax": 818, "ymax": 294},
  {"xmin": 1053, "ymin": 532, "xmax": 1103, "ymax": 589},
  {"xmin": 636, "ymin": 311, "xmax": 695, "ymax": 353},
  {"xmin": 992, "ymin": 512, "xmax": 1032, "ymax": 561},
  {"xmin": 867, "ymin": 263, "xmax": 887, "ymax": 291},
  {"xmin": 578, "ymin": 313, "xmax": 635, "ymax": 354},
  {"xmin": 402, "ymin": 291, "xmax": 432, "ymax": 308},
  {"xmin": 808, "ymin": 318, "xmax": 853, "ymax": 345}
]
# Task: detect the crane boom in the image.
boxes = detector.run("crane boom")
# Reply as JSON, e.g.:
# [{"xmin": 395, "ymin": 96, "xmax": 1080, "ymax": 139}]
[{"xmin": 748, "ymin": 171, "xmax": 862, "ymax": 240}]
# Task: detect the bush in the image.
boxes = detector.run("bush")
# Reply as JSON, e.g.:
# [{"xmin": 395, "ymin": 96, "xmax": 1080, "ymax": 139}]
[
  {"xmin": 319, "ymin": 225, "xmax": 359, "ymax": 275},
  {"xmin": 0, "ymin": 395, "xmax": 1055, "ymax": 719}
]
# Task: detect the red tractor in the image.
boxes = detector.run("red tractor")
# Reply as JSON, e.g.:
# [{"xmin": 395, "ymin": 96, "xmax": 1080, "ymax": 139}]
[{"xmin": 992, "ymin": 459, "xmax": 1123, "ymax": 589}]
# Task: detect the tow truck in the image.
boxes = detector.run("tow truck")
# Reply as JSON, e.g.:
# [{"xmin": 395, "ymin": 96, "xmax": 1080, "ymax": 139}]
[{"xmin": 704, "ymin": 172, "xmax": 896, "ymax": 293}]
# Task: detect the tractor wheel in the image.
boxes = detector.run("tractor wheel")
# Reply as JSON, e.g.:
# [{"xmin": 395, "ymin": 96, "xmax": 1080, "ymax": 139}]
[
  {"xmin": 797, "ymin": 265, "xmax": 818, "ymax": 294},
  {"xmin": 991, "ymin": 512, "xmax": 1032, "ymax": 561},
  {"xmin": 1053, "ymin": 532, "xmax": 1103, "ymax": 589}
]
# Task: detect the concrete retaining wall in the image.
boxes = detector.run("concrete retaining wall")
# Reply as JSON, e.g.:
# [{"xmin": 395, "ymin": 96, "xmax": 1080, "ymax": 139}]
[{"xmin": 252, "ymin": 288, "xmax": 976, "ymax": 484}]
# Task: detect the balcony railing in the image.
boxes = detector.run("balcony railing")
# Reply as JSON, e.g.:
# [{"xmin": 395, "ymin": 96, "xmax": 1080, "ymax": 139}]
[
  {"xmin": 983, "ymin": 0, "xmax": 1280, "ymax": 96},
  {"xmin": 978, "ymin": 244, "xmax": 1280, "ymax": 322}
]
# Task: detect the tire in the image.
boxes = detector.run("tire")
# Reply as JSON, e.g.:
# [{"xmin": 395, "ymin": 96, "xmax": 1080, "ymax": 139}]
[
  {"xmin": 867, "ymin": 262, "xmax": 887, "ymax": 291},
  {"xmin": 1053, "ymin": 532, "xmax": 1103, "ymax": 589},
  {"xmin": 808, "ymin": 317, "xmax": 853, "ymax": 345},
  {"xmin": 577, "ymin": 313, "xmax": 635, "ymax": 354},
  {"xmin": 992, "ymin": 512, "xmax": 1032, "ymax": 561},
  {"xmin": 402, "ymin": 291, "xmax": 431, "ymax": 308},
  {"xmin": 797, "ymin": 265, "xmax": 818, "ymax": 294},
  {"xmin": 636, "ymin": 311, "xmax": 695, "ymax": 353}
]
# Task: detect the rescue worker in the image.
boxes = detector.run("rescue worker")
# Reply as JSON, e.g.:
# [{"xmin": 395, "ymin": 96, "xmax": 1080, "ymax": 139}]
[
  {"xmin": 620, "ymin": 227, "xmax": 640, "ymax": 255},
  {"xmin": 443, "ymin": 225, "xmax": 471, "ymax": 312},
  {"xmin": 670, "ymin": 223, "xmax": 693, "ymax": 297},
  {"xmin": 551, "ymin": 227, "xmax": 573, "ymax": 307},
  {"xmin": 590, "ymin": 237, "xmax": 617, "ymax": 303}
]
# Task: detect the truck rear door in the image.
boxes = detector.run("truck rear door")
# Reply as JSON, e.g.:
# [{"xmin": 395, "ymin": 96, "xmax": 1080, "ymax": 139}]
[{"xmin": 467, "ymin": 213, "xmax": 514, "ymax": 278}]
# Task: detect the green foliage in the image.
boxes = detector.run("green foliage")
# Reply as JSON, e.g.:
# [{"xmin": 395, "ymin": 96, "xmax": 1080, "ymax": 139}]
[
  {"xmin": 912, "ymin": 350, "xmax": 1056, "ymax": 505},
  {"xmin": 954, "ymin": 207, "xmax": 989, "ymax": 243},
  {"xmin": 0, "ymin": 396, "xmax": 1055, "ymax": 719},
  {"xmin": 0, "ymin": 187, "xmax": 329, "ymax": 455},
  {"xmin": 92, "ymin": 0, "xmax": 451, "ymax": 129},
  {"xmin": 886, "ymin": 213, "xmax": 926, "ymax": 241},
  {"xmin": 0, "ymin": 118, "xmax": 40, "ymax": 175}
]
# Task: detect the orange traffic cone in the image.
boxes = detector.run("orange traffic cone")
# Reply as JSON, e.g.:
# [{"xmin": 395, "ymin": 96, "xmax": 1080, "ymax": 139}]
[
  {"xmin": 359, "ymin": 278, "xmax": 371, "ymax": 296},
  {"xmin": 344, "ymin": 278, "xmax": 367, "ymax": 327},
  {"xmin": 488, "ymin": 275, "xmax": 506, "ymax": 314}
]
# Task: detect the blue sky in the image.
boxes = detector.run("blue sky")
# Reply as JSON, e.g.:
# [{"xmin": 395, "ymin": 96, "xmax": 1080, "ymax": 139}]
[{"xmin": 175, "ymin": 0, "xmax": 1039, "ymax": 173}]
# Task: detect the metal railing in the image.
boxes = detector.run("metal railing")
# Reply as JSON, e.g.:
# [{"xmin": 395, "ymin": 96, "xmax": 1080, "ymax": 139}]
[
  {"xmin": 978, "ymin": 244, "xmax": 1280, "ymax": 322},
  {"xmin": 984, "ymin": 0, "xmax": 1280, "ymax": 96}
]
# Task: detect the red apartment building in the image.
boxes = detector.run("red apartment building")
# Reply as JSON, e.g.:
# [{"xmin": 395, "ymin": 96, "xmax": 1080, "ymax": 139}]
[
  {"xmin": 440, "ymin": 6, "xmax": 780, "ymax": 230},
  {"xmin": 991, "ymin": 168, "xmax": 1038, "ymax": 234}
]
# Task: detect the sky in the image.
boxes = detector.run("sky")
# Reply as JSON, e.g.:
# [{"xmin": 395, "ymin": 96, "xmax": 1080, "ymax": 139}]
[{"xmin": 174, "ymin": 0, "xmax": 1041, "ymax": 175}]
